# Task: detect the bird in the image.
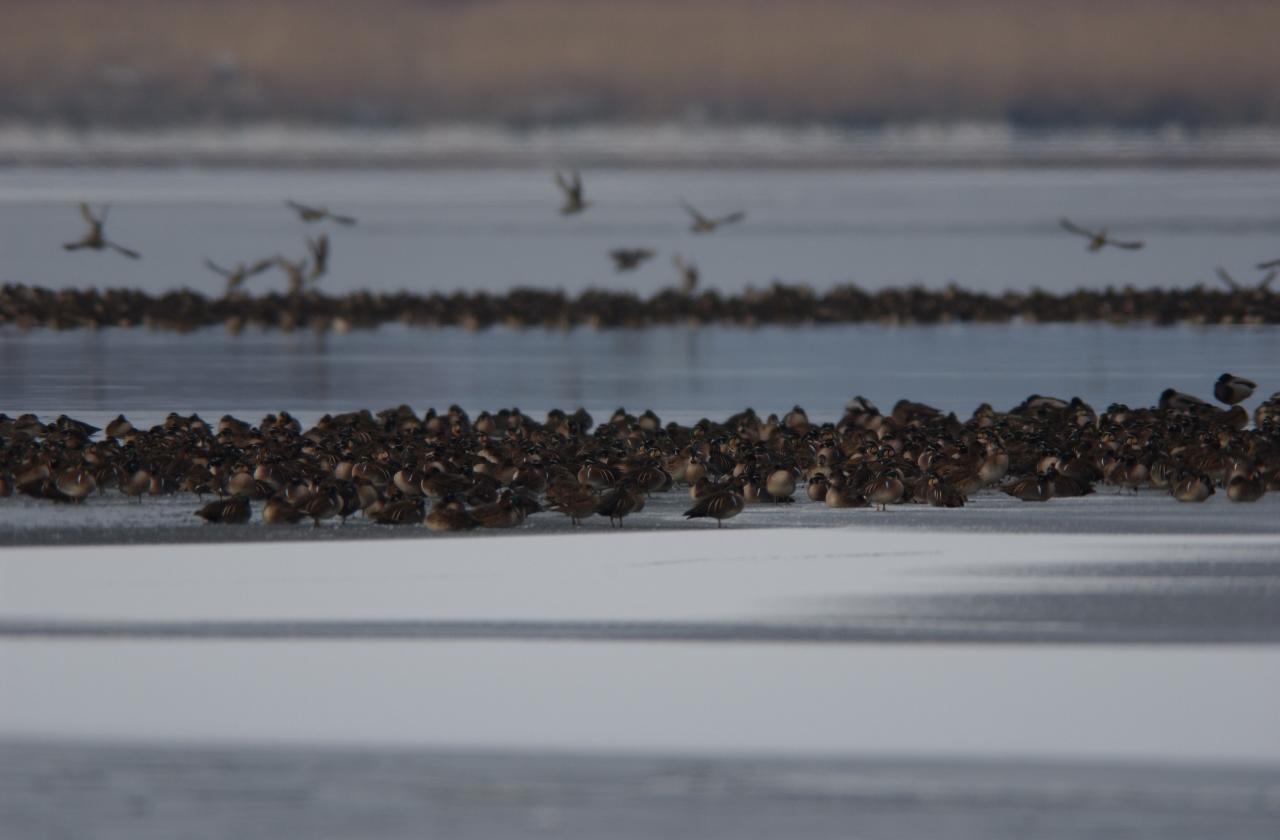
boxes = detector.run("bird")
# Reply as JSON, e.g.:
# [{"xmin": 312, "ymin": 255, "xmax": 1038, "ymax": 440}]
[
  {"xmin": 1171, "ymin": 472, "xmax": 1214, "ymax": 503},
  {"xmin": 681, "ymin": 200, "xmax": 745, "ymax": 234},
  {"xmin": 554, "ymin": 170, "xmax": 589, "ymax": 215},
  {"xmin": 306, "ymin": 234, "xmax": 330, "ymax": 281},
  {"xmin": 609, "ymin": 248, "xmax": 655, "ymax": 272},
  {"xmin": 1214, "ymin": 373, "xmax": 1257, "ymax": 406},
  {"xmin": 1226, "ymin": 472, "xmax": 1265, "ymax": 503},
  {"xmin": 285, "ymin": 200, "xmax": 356, "ymax": 225},
  {"xmin": 863, "ymin": 469, "xmax": 905, "ymax": 511},
  {"xmin": 1002, "ymin": 471, "xmax": 1056, "ymax": 502},
  {"xmin": 673, "ymin": 255, "xmax": 699, "ymax": 294},
  {"xmin": 425, "ymin": 497, "xmax": 480, "ymax": 532},
  {"xmin": 205, "ymin": 258, "xmax": 275, "ymax": 295},
  {"xmin": 195, "ymin": 495, "xmax": 251, "ymax": 524},
  {"xmin": 683, "ymin": 483, "xmax": 745, "ymax": 527},
  {"xmin": 1059, "ymin": 218, "xmax": 1143, "ymax": 251},
  {"xmin": 262, "ymin": 497, "xmax": 304, "ymax": 525},
  {"xmin": 275, "ymin": 255, "xmax": 310, "ymax": 294},
  {"xmin": 63, "ymin": 203, "xmax": 141, "ymax": 259},
  {"xmin": 1217, "ymin": 266, "xmax": 1276, "ymax": 293}
]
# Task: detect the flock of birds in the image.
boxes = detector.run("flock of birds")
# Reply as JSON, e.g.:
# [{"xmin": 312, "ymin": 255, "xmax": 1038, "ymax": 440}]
[
  {"xmin": 1, "ymin": 374, "xmax": 1275, "ymax": 532},
  {"xmin": 65, "ymin": 199, "xmax": 350, "ymax": 297},
  {"xmin": 57, "ymin": 171, "xmax": 1278, "ymax": 303},
  {"xmin": 57, "ymin": 174, "xmax": 751, "ymax": 297}
]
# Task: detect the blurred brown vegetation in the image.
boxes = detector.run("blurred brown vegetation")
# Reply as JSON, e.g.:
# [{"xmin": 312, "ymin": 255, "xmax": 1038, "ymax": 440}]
[{"xmin": 3, "ymin": 0, "xmax": 1280, "ymax": 126}]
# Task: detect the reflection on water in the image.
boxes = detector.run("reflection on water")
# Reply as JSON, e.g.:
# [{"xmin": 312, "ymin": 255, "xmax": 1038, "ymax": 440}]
[{"xmin": 2, "ymin": 323, "xmax": 1279, "ymax": 419}]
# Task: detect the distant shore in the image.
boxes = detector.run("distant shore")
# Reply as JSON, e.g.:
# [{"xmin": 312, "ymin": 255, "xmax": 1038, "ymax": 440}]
[{"xmin": 5, "ymin": 123, "xmax": 1280, "ymax": 168}]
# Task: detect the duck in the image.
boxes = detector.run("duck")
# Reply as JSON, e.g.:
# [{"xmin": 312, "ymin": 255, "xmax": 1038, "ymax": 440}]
[
  {"xmin": 1172, "ymin": 472, "xmax": 1215, "ymax": 503},
  {"xmin": 609, "ymin": 248, "xmax": 655, "ymax": 272},
  {"xmin": 63, "ymin": 202, "xmax": 141, "ymax": 259},
  {"xmin": 285, "ymin": 199, "xmax": 356, "ymax": 225},
  {"xmin": 863, "ymin": 468, "xmax": 905, "ymax": 511},
  {"xmin": 596, "ymin": 482, "xmax": 643, "ymax": 527},
  {"xmin": 371, "ymin": 497, "xmax": 425, "ymax": 525},
  {"xmin": 262, "ymin": 497, "xmax": 304, "ymax": 524},
  {"xmin": 1226, "ymin": 472, "xmax": 1266, "ymax": 503},
  {"xmin": 1214, "ymin": 373, "xmax": 1257, "ymax": 406},
  {"xmin": 554, "ymin": 170, "xmax": 589, "ymax": 215},
  {"xmin": 306, "ymin": 234, "xmax": 330, "ymax": 281},
  {"xmin": 1002, "ymin": 470, "xmax": 1056, "ymax": 502},
  {"xmin": 915, "ymin": 474, "xmax": 966, "ymax": 508},
  {"xmin": 683, "ymin": 482, "xmax": 745, "ymax": 527},
  {"xmin": 299, "ymin": 486, "xmax": 341, "ymax": 527},
  {"xmin": 104, "ymin": 414, "xmax": 135, "ymax": 438},
  {"xmin": 54, "ymin": 467, "xmax": 97, "ymax": 502},
  {"xmin": 205, "ymin": 258, "xmax": 275, "ymax": 295},
  {"xmin": 195, "ymin": 495, "xmax": 251, "ymax": 524},
  {"xmin": 765, "ymin": 467, "xmax": 797, "ymax": 501},
  {"xmin": 471, "ymin": 491, "xmax": 526, "ymax": 529},
  {"xmin": 425, "ymin": 497, "xmax": 481, "ymax": 532},
  {"xmin": 680, "ymin": 200, "xmax": 746, "ymax": 234},
  {"xmin": 1059, "ymin": 217, "xmax": 1143, "ymax": 251},
  {"xmin": 673, "ymin": 255, "xmax": 699, "ymax": 294}
]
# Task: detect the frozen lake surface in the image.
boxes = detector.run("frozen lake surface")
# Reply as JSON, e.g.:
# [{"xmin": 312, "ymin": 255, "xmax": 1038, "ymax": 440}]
[
  {"xmin": 3, "ymin": 167, "xmax": 1280, "ymax": 297},
  {"xmin": 4, "ymin": 527, "xmax": 1280, "ymax": 837}
]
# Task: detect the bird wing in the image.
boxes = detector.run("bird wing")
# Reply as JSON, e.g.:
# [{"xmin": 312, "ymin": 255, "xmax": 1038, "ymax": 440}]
[
  {"xmin": 204, "ymin": 258, "xmax": 230, "ymax": 276},
  {"xmin": 247, "ymin": 258, "xmax": 276, "ymax": 276},
  {"xmin": 329, "ymin": 212, "xmax": 357, "ymax": 225},
  {"xmin": 681, "ymin": 201, "xmax": 711, "ymax": 225},
  {"xmin": 1059, "ymin": 218, "xmax": 1094, "ymax": 239},
  {"xmin": 1216, "ymin": 267, "xmax": 1241, "ymax": 291},
  {"xmin": 1108, "ymin": 238, "xmax": 1144, "ymax": 250},
  {"xmin": 554, "ymin": 171, "xmax": 574, "ymax": 197},
  {"xmin": 715, "ymin": 211, "xmax": 746, "ymax": 226},
  {"xmin": 107, "ymin": 241, "xmax": 141, "ymax": 259},
  {"xmin": 1260, "ymin": 271, "xmax": 1277, "ymax": 292},
  {"xmin": 285, "ymin": 199, "xmax": 317, "ymax": 218},
  {"xmin": 79, "ymin": 202, "xmax": 96, "ymax": 224},
  {"xmin": 1256, "ymin": 258, "xmax": 1280, "ymax": 270}
]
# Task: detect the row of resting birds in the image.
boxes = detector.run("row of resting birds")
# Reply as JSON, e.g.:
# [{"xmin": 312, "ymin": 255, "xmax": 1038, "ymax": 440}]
[
  {"xmin": 3, "ymin": 281, "xmax": 1278, "ymax": 332},
  {"xmin": 59, "ymin": 173, "xmax": 1279, "ymax": 298},
  {"xmin": 2, "ymin": 375, "xmax": 1276, "ymax": 531}
]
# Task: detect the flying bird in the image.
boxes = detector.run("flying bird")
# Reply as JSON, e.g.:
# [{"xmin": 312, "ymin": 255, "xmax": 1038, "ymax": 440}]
[
  {"xmin": 275, "ymin": 255, "xmax": 310, "ymax": 294},
  {"xmin": 205, "ymin": 257, "xmax": 275, "ymax": 294},
  {"xmin": 609, "ymin": 248, "xmax": 655, "ymax": 272},
  {"xmin": 1059, "ymin": 218, "xmax": 1143, "ymax": 251},
  {"xmin": 63, "ymin": 203, "xmax": 141, "ymax": 259},
  {"xmin": 554, "ymin": 170, "xmax": 588, "ymax": 215},
  {"xmin": 1217, "ymin": 266, "xmax": 1276, "ymax": 293},
  {"xmin": 285, "ymin": 200, "xmax": 356, "ymax": 225},
  {"xmin": 306, "ymin": 234, "xmax": 330, "ymax": 280},
  {"xmin": 673, "ymin": 254, "xmax": 699, "ymax": 294},
  {"xmin": 681, "ymin": 200, "xmax": 745, "ymax": 234}
]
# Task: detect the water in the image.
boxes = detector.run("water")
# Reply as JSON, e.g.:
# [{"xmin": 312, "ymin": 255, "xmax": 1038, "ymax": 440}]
[
  {"xmin": 2, "ymin": 322, "xmax": 1278, "ymax": 421},
  {"xmin": 4, "ymin": 741, "xmax": 1278, "ymax": 840},
  {"xmin": 2, "ymin": 167, "xmax": 1280, "ymax": 298}
]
